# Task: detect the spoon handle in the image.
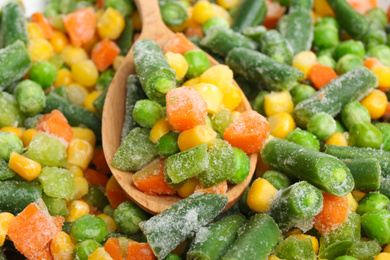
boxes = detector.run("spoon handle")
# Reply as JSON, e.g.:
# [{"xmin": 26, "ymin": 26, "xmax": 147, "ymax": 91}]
[{"xmin": 134, "ymin": 0, "xmax": 167, "ymax": 35}]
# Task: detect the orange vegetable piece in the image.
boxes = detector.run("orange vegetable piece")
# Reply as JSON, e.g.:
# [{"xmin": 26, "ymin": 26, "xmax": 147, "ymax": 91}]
[
  {"xmin": 185, "ymin": 25, "xmax": 204, "ymax": 39},
  {"xmin": 164, "ymin": 33, "xmax": 195, "ymax": 54},
  {"xmin": 104, "ymin": 237, "xmax": 123, "ymax": 260},
  {"xmin": 313, "ymin": 193, "xmax": 349, "ymax": 234},
  {"xmin": 166, "ymin": 86, "xmax": 207, "ymax": 132},
  {"xmin": 36, "ymin": 109, "xmax": 74, "ymax": 145},
  {"xmin": 309, "ymin": 63, "xmax": 338, "ymax": 90},
  {"xmin": 106, "ymin": 176, "xmax": 131, "ymax": 209},
  {"xmin": 382, "ymin": 102, "xmax": 390, "ymax": 121},
  {"xmin": 194, "ymin": 181, "xmax": 228, "ymax": 195},
  {"xmin": 84, "ymin": 168, "xmax": 109, "ymax": 187},
  {"xmin": 52, "ymin": 215, "xmax": 65, "ymax": 232},
  {"xmin": 88, "ymin": 204, "xmax": 100, "ymax": 216},
  {"xmin": 346, "ymin": 0, "xmax": 377, "ymax": 14},
  {"xmin": 63, "ymin": 7, "xmax": 97, "ymax": 47},
  {"xmin": 263, "ymin": 0, "xmax": 286, "ymax": 29},
  {"xmin": 126, "ymin": 242, "xmax": 156, "ymax": 260},
  {"xmin": 91, "ymin": 39, "xmax": 121, "ymax": 72},
  {"xmin": 7, "ymin": 203, "xmax": 59, "ymax": 259},
  {"xmin": 92, "ymin": 148, "xmax": 111, "ymax": 174},
  {"xmin": 96, "ymin": 0, "xmax": 107, "ymax": 9},
  {"xmin": 224, "ymin": 110, "xmax": 270, "ymax": 154},
  {"xmin": 133, "ymin": 159, "xmax": 176, "ymax": 196},
  {"xmin": 29, "ymin": 243, "xmax": 53, "ymax": 260},
  {"xmin": 364, "ymin": 57, "xmax": 382, "ymax": 70},
  {"xmin": 30, "ymin": 12, "xmax": 54, "ymax": 39}
]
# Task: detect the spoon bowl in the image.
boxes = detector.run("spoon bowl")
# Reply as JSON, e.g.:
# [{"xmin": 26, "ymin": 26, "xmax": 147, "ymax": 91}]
[{"xmin": 102, "ymin": 0, "xmax": 257, "ymax": 215}]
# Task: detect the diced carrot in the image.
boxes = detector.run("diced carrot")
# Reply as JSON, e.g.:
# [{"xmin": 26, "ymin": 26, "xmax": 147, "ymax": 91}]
[
  {"xmin": 185, "ymin": 25, "xmax": 204, "ymax": 39},
  {"xmin": 364, "ymin": 57, "xmax": 382, "ymax": 70},
  {"xmin": 164, "ymin": 33, "xmax": 195, "ymax": 55},
  {"xmin": 92, "ymin": 148, "xmax": 111, "ymax": 174},
  {"xmin": 7, "ymin": 204, "xmax": 59, "ymax": 259},
  {"xmin": 30, "ymin": 12, "xmax": 54, "ymax": 39},
  {"xmin": 36, "ymin": 109, "xmax": 74, "ymax": 145},
  {"xmin": 194, "ymin": 181, "xmax": 228, "ymax": 195},
  {"xmin": 126, "ymin": 242, "xmax": 156, "ymax": 260},
  {"xmin": 96, "ymin": 0, "xmax": 106, "ymax": 9},
  {"xmin": 133, "ymin": 159, "xmax": 176, "ymax": 196},
  {"xmin": 263, "ymin": 0, "xmax": 286, "ymax": 29},
  {"xmin": 346, "ymin": 0, "xmax": 377, "ymax": 14},
  {"xmin": 224, "ymin": 110, "xmax": 270, "ymax": 154},
  {"xmin": 52, "ymin": 215, "xmax": 65, "ymax": 232},
  {"xmin": 106, "ymin": 176, "xmax": 132, "ymax": 209},
  {"xmin": 166, "ymin": 86, "xmax": 207, "ymax": 132},
  {"xmin": 89, "ymin": 204, "xmax": 100, "ymax": 216},
  {"xmin": 29, "ymin": 243, "xmax": 53, "ymax": 260},
  {"xmin": 308, "ymin": 63, "xmax": 338, "ymax": 90},
  {"xmin": 104, "ymin": 237, "xmax": 123, "ymax": 260},
  {"xmin": 382, "ymin": 102, "xmax": 390, "ymax": 121},
  {"xmin": 63, "ymin": 7, "xmax": 97, "ymax": 47},
  {"xmin": 91, "ymin": 39, "xmax": 121, "ymax": 72},
  {"xmin": 313, "ymin": 193, "xmax": 349, "ymax": 234},
  {"xmin": 84, "ymin": 168, "xmax": 109, "ymax": 187}
]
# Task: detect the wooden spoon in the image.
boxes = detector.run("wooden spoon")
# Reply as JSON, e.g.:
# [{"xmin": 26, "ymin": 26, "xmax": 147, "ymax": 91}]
[{"xmin": 102, "ymin": 0, "xmax": 257, "ymax": 215}]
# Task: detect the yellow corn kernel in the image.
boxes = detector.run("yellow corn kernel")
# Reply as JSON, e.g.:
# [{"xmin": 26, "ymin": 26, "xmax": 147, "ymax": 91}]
[
  {"xmin": 66, "ymin": 83, "xmax": 89, "ymax": 106},
  {"xmin": 72, "ymin": 60, "xmax": 99, "ymax": 88},
  {"xmin": 27, "ymin": 22, "xmax": 44, "ymax": 40},
  {"xmin": 178, "ymin": 125, "xmax": 217, "ymax": 151},
  {"xmin": 384, "ymin": 243, "xmax": 390, "ymax": 252},
  {"xmin": 165, "ymin": 52, "xmax": 188, "ymax": 80},
  {"xmin": 231, "ymin": 111, "xmax": 240, "ymax": 122},
  {"xmin": 54, "ymin": 68, "xmax": 73, "ymax": 87},
  {"xmin": 9, "ymin": 152, "xmax": 41, "ymax": 181},
  {"xmin": 193, "ymin": 83, "xmax": 224, "ymax": 114},
  {"xmin": 73, "ymin": 176, "xmax": 89, "ymax": 200},
  {"xmin": 192, "ymin": 0, "xmax": 214, "ymax": 24},
  {"xmin": 372, "ymin": 66, "xmax": 390, "ymax": 88},
  {"xmin": 293, "ymin": 51, "xmax": 317, "ymax": 79},
  {"xmin": 313, "ymin": 0, "xmax": 334, "ymax": 17},
  {"xmin": 84, "ymin": 90, "xmax": 103, "ymax": 113},
  {"xmin": 50, "ymin": 231, "xmax": 75, "ymax": 260},
  {"xmin": 178, "ymin": 178, "xmax": 199, "ymax": 198},
  {"xmin": 221, "ymin": 83, "xmax": 242, "ymax": 111},
  {"xmin": 150, "ymin": 118, "xmax": 171, "ymax": 143},
  {"xmin": 51, "ymin": 31, "xmax": 69, "ymax": 54},
  {"xmin": 200, "ymin": 65, "xmax": 234, "ymax": 88},
  {"xmin": 290, "ymin": 234, "xmax": 319, "ymax": 254},
  {"xmin": 183, "ymin": 77, "xmax": 201, "ymax": 87},
  {"xmin": 268, "ymin": 112, "xmax": 296, "ymax": 139},
  {"xmin": 67, "ymin": 138, "xmax": 94, "ymax": 170},
  {"xmin": 346, "ymin": 192, "xmax": 358, "ymax": 212},
  {"xmin": 352, "ymin": 190, "xmax": 366, "ymax": 202},
  {"xmin": 268, "ymin": 255, "xmax": 281, "ymax": 260},
  {"xmin": 22, "ymin": 128, "xmax": 38, "ymax": 147},
  {"xmin": 97, "ymin": 214, "xmax": 117, "ymax": 234},
  {"xmin": 68, "ymin": 165, "xmax": 84, "ymax": 178},
  {"xmin": 66, "ymin": 200, "xmax": 90, "ymax": 222},
  {"xmin": 216, "ymin": 0, "xmax": 240, "ymax": 9},
  {"xmin": 88, "ymin": 247, "xmax": 113, "ymax": 260},
  {"xmin": 98, "ymin": 8, "xmax": 125, "ymax": 40},
  {"xmin": 0, "ymin": 212, "xmax": 14, "ymax": 246},
  {"xmin": 264, "ymin": 91, "xmax": 294, "ymax": 117},
  {"xmin": 118, "ymin": 237, "xmax": 134, "ymax": 257},
  {"xmin": 1, "ymin": 126, "xmax": 23, "ymax": 139},
  {"xmin": 72, "ymin": 127, "xmax": 96, "ymax": 147},
  {"xmin": 326, "ymin": 132, "xmax": 348, "ymax": 146},
  {"xmin": 360, "ymin": 89, "xmax": 388, "ymax": 120},
  {"xmin": 113, "ymin": 55, "xmax": 125, "ymax": 71},
  {"xmin": 374, "ymin": 253, "xmax": 390, "ymax": 260},
  {"xmin": 62, "ymin": 45, "xmax": 88, "ymax": 67},
  {"xmin": 247, "ymin": 178, "xmax": 278, "ymax": 213},
  {"xmin": 211, "ymin": 4, "xmax": 232, "ymax": 25},
  {"xmin": 284, "ymin": 228, "xmax": 303, "ymax": 237},
  {"xmin": 131, "ymin": 11, "xmax": 142, "ymax": 31},
  {"xmin": 27, "ymin": 38, "xmax": 53, "ymax": 62}
]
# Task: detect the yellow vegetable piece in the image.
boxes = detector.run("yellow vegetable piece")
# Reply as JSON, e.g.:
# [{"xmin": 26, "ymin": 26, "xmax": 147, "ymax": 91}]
[
  {"xmin": 97, "ymin": 214, "xmax": 117, "ymax": 234},
  {"xmin": 346, "ymin": 192, "xmax": 358, "ymax": 212},
  {"xmin": 200, "ymin": 64, "xmax": 234, "ymax": 88},
  {"xmin": 211, "ymin": 4, "xmax": 232, "ymax": 24},
  {"xmin": 50, "ymin": 231, "xmax": 75, "ymax": 260},
  {"xmin": 284, "ymin": 228, "xmax": 303, "ymax": 237},
  {"xmin": 67, "ymin": 138, "xmax": 94, "ymax": 170},
  {"xmin": 231, "ymin": 111, "xmax": 240, "ymax": 122},
  {"xmin": 73, "ymin": 176, "xmax": 89, "ymax": 200},
  {"xmin": 216, "ymin": 0, "xmax": 240, "ymax": 9},
  {"xmin": 268, "ymin": 255, "xmax": 281, "ymax": 260},
  {"xmin": 68, "ymin": 165, "xmax": 84, "ymax": 178},
  {"xmin": 88, "ymin": 247, "xmax": 113, "ymax": 260},
  {"xmin": 352, "ymin": 190, "xmax": 366, "ymax": 203},
  {"xmin": 313, "ymin": 0, "xmax": 334, "ymax": 17},
  {"xmin": 66, "ymin": 200, "xmax": 90, "ymax": 222},
  {"xmin": 62, "ymin": 45, "xmax": 88, "ymax": 67},
  {"xmin": 183, "ymin": 77, "xmax": 201, "ymax": 87},
  {"xmin": 1, "ymin": 126, "xmax": 23, "ymax": 139},
  {"xmin": 193, "ymin": 83, "xmax": 224, "ymax": 114},
  {"xmin": 268, "ymin": 112, "xmax": 296, "ymax": 139},
  {"xmin": 66, "ymin": 84, "xmax": 89, "ymax": 106},
  {"xmin": 27, "ymin": 22, "xmax": 44, "ymax": 40},
  {"xmin": 192, "ymin": 0, "xmax": 214, "ymax": 24},
  {"xmin": 165, "ymin": 52, "xmax": 188, "ymax": 80},
  {"xmin": 247, "ymin": 178, "xmax": 278, "ymax": 213},
  {"xmin": 374, "ymin": 253, "xmax": 390, "ymax": 260},
  {"xmin": 178, "ymin": 178, "xmax": 199, "ymax": 198},
  {"xmin": 178, "ymin": 125, "xmax": 217, "ymax": 151},
  {"xmin": 150, "ymin": 118, "xmax": 171, "ymax": 143},
  {"xmin": 51, "ymin": 31, "xmax": 69, "ymax": 54},
  {"xmin": 289, "ymin": 234, "xmax": 319, "ymax": 254},
  {"xmin": 97, "ymin": 7, "xmax": 125, "ymax": 40},
  {"xmin": 54, "ymin": 68, "xmax": 73, "ymax": 87},
  {"xmin": 84, "ymin": 90, "xmax": 103, "ymax": 113},
  {"xmin": 221, "ymin": 83, "xmax": 242, "ymax": 111},
  {"xmin": 9, "ymin": 152, "xmax": 41, "ymax": 181},
  {"xmin": 71, "ymin": 60, "xmax": 99, "ymax": 88},
  {"xmin": 325, "ymin": 132, "xmax": 348, "ymax": 146},
  {"xmin": 372, "ymin": 66, "xmax": 390, "ymax": 88},
  {"xmin": 71, "ymin": 127, "xmax": 96, "ymax": 147},
  {"xmin": 360, "ymin": 89, "xmax": 388, "ymax": 120},
  {"xmin": 264, "ymin": 91, "xmax": 294, "ymax": 117},
  {"xmin": 293, "ymin": 51, "xmax": 317, "ymax": 80},
  {"xmin": 22, "ymin": 128, "xmax": 38, "ymax": 147},
  {"xmin": 113, "ymin": 55, "xmax": 125, "ymax": 71},
  {"xmin": 384, "ymin": 243, "xmax": 390, "ymax": 253},
  {"xmin": 0, "ymin": 212, "xmax": 14, "ymax": 246},
  {"xmin": 27, "ymin": 38, "xmax": 53, "ymax": 62}
]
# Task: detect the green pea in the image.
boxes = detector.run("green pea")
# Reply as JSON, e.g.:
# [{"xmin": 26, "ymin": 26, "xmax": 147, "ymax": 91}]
[
  {"xmin": 73, "ymin": 240, "xmax": 102, "ymax": 260},
  {"xmin": 262, "ymin": 170, "xmax": 290, "ymax": 190},
  {"xmin": 104, "ymin": 0, "xmax": 133, "ymax": 17},
  {"xmin": 253, "ymin": 90, "xmax": 270, "ymax": 116},
  {"xmin": 366, "ymin": 44, "xmax": 390, "ymax": 67},
  {"xmin": 83, "ymin": 184, "xmax": 109, "ymax": 211},
  {"xmin": 313, "ymin": 24, "xmax": 339, "ymax": 50},
  {"xmin": 184, "ymin": 50, "xmax": 211, "ymax": 78},
  {"xmin": 316, "ymin": 16, "xmax": 339, "ymax": 30},
  {"xmin": 365, "ymin": 8, "xmax": 387, "ymax": 29},
  {"xmin": 334, "ymin": 40, "xmax": 365, "ymax": 60},
  {"xmin": 103, "ymin": 204, "xmax": 115, "ymax": 218},
  {"xmin": 317, "ymin": 47, "xmax": 334, "ymax": 57},
  {"xmin": 29, "ymin": 61, "xmax": 58, "ymax": 89},
  {"xmin": 307, "ymin": 112, "xmax": 336, "ymax": 140},
  {"xmin": 0, "ymin": 132, "xmax": 23, "ymax": 161},
  {"xmin": 15, "ymin": 80, "xmax": 45, "ymax": 116},
  {"xmin": 212, "ymin": 109, "xmax": 233, "ymax": 134},
  {"xmin": 42, "ymin": 194, "xmax": 68, "ymax": 217},
  {"xmin": 203, "ymin": 17, "xmax": 229, "ymax": 34},
  {"xmin": 334, "ymin": 256, "xmax": 358, "ymax": 260},
  {"xmin": 114, "ymin": 201, "xmax": 148, "ymax": 235},
  {"xmin": 160, "ymin": 0, "xmax": 188, "ymax": 27},
  {"xmin": 356, "ymin": 193, "xmax": 390, "ymax": 215},
  {"xmin": 290, "ymin": 84, "xmax": 316, "ymax": 106},
  {"xmin": 361, "ymin": 28, "xmax": 387, "ymax": 49},
  {"xmin": 362, "ymin": 210, "xmax": 390, "ymax": 245},
  {"xmin": 348, "ymin": 122, "xmax": 383, "ymax": 149},
  {"xmin": 164, "ymin": 253, "xmax": 181, "ymax": 260},
  {"xmin": 133, "ymin": 99, "xmax": 164, "ymax": 128},
  {"xmin": 0, "ymin": 91, "xmax": 25, "ymax": 128},
  {"xmin": 317, "ymin": 55, "xmax": 337, "ymax": 69},
  {"xmin": 155, "ymin": 131, "xmax": 180, "ymax": 157},
  {"xmin": 336, "ymin": 54, "xmax": 363, "ymax": 75},
  {"xmin": 70, "ymin": 214, "xmax": 107, "ymax": 243},
  {"xmin": 341, "ymin": 101, "xmax": 371, "ymax": 130},
  {"xmin": 285, "ymin": 128, "xmax": 320, "ymax": 151},
  {"xmin": 375, "ymin": 122, "xmax": 390, "ymax": 151},
  {"xmin": 43, "ymin": 3, "xmax": 58, "ymax": 17},
  {"xmin": 38, "ymin": 167, "xmax": 75, "ymax": 199},
  {"xmin": 346, "ymin": 241, "xmax": 382, "ymax": 259},
  {"xmin": 228, "ymin": 147, "xmax": 250, "ymax": 184}
]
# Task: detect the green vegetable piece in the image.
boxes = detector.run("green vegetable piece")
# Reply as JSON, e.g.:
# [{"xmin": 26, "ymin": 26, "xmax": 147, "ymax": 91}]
[
  {"xmin": 307, "ymin": 112, "xmax": 336, "ymax": 140},
  {"xmin": 290, "ymin": 84, "xmax": 316, "ymax": 106},
  {"xmin": 366, "ymin": 44, "xmax": 390, "ymax": 67},
  {"xmin": 313, "ymin": 24, "xmax": 339, "ymax": 50},
  {"xmin": 228, "ymin": 147, "xmax": 250, "ymax": 184},
  {"xmin": 24, "ymin": 114, "xmax": 43, "ymax": 129},
  {"xmin": 259, "ymin": 29, "xmax": 293, "ymax": 64},
  {"xmin": 117, "ymin": 19, "xmax": 133, "ymax": 56},
  {"xmin": 285, "ymin": 129, "xmax": 320, "ymax": 151},
  {"xmin": 92, "ymin": 89, "xmax": 107, "ymax": 118},
  {"xmin": 156, "ymin": 131, "xmax": 180, "ymax": 157},
  {"xmin": 348, "ymin": 122, "xmax": 383, "ymax": 149},
  {"xmin": 253, "ymin": 91, "xmax": 270, "ymax": 116},
  {"xmin": 113, "ymin": 201, "xmax": 148, "ymax": 235},
  {"xmin": 71, "ymin": 214, "xmax": 107, "ymax": 243},
  {"xmin": 226, "ymin": 48, "xmax": 304, "ymax": 91},
  {"xmin": 365, "ymin": 8, "xmax": 387, "ymax": 30},
  {"xmin": 375, "ymin": 122, "xmax": 390, "ymax": 151},
  {"xmin": 357, "ymin": 193, "xmax": 390, "ymax": 215},
  {"xmin": 361, "ymin": 26, "xmax": 387, "ymax": 49},
  {"xmin": 334, "ymin": 256, "xmax": 358, "ymax": 260},
  {"xmin": 184, "ymin": 49, "xmax": 211, "ymax": 78},
  {"xmin": 105, "ymin": 0, "xmax": 133, "ymax": 17},
  {"xmin": 293, "ymin": 67, "xmax": 378, "ymax": 128},
  {"xmin": 335, "ymin": 120, "xmax": 346, "ymax": 133},
  {"xmin": 103, "ymin": 204, "xmax": 115, "ymax": 218},
  {"xmin": 0, "ymin": 181, "xmax": 42, "ymax": 214},
  {"xmin": 187, "ymin": 214, "xmax": 247, "ymax": 260},
  {"xmin": 1, "ymin": 2, "xmax": 28, "ymax": 46},
  {"xmin": 203, "ymin": 17, "xmax": 229, "ymax": 34},
  {"xmin": 25, "ymin": 133, "xmax": 67, "ymax": 167},
  {"xmin": 134, "ymin": 39, "xmax": 176, "ymax": 101},
  {"xmin": 342, "ymin": 158, "xmax": 381, "ymax": 190},
  {"xmin": 275, "ymin": 236, "xmax": 316, "ymax": 260},
  {"xmin": 96, "ymin": 69, "xmax": 115, "ymax": 91},
  {"xmin": 269, "ymin": 181, "xmax": 323, "ymax": 231},
  {"xmin": 165, "ymin": 144, "xmax": 208, "ymax": 184},
  {"xmin": 379, "ymin": 177, "xmax": 390, "ymax": 199},
  {"xmin": 112, "ymin": 127, "xmax": 157, "ymax": 172},
  {"xmin": 238, "ymin": 186, "xmax": 253, "ymax": 217},
  {"xmin": 160, "ymin": 0, "xmax": 188, "ymax": 27},
  {"xmin": 50, "ymin": 54, "xmax": 65, "ymax": 69},
  {"xmin": 15, "ymin": 80, "xmax": 46, "ymax": 116},
  {"xmin": 262, "ymin": 138, "xmax": 354, "ymax": 196},
  {"xmin": 319, "ymin": 241, "xmax": 356, "ymax": 260},
  {"xmin": 212, "ymin": 109, "xmax": 233, "ymax": 134},
  {"xmin": 29, "ymin": 62, "xmax": 58, "ymax": 89},
  {"xmin": 132, "ymin": 99, "xmax": 163, "ymax": 128},
  {"xmin": 38, "ymin": 167, "xmax": 75, "ymax": 199},
  {"xmin": 231, "ymin": 0, "xmax": 267, "ymax": 32},
  {"xmin": 42, "ymin": 194, "xmax": 68, "ymax": 217},
  {"xmin": 317, "ymin": 55, "xmax": 337, "ymax": 69},
  {"xmin": 221, "ymin": 214, "xmax": 280, "ymax": 260},
  {"xmin": 341, "ymin": 101, "xmax": 371, "ymax": 130},
  {"xmin": 317, "ymin": 16, "xmax": 339, "ymax": 29},
  {"xmin": 83, "ymin": 184, "xmax": 109, "ymax": 211},
  {"xmin": 73, "ymin": 240, "xmax": 101, "ymax": 260},
  {"xmin": 0, "ymin": 158, "xmax": 15, "ymax": 180},
  {"xmin": 242, "ymin": 25, "xmax": 267, "ymax": 42},
  {"xmin": 0, "ymin": 91, "xmax": 25, "ymax": 128},
  {"xmin": 336, "ymin": 54, "xmax": 363, "ymax": 75},
  {"xmin": 361, "ymin": 209, "xmax": 390, "ymax": 245},
  {"xmin": 346, "ymin": 241, "xmax": 381, "ymax": 260},
  {"xmin": 164, "ymin": 253, "xmax": 181, "ymax": 260},
  {"xmin": 262, "ymin": 170, "xmax": 290, "ymax": 190},
  {"xmin": 334, "ymin": 40, "xmax": 365, "ymax": 60},
  {"xmin": 0, "ymin": 132, "xmax": 23, "ymax": 161},
  {"xmin": 140, "ymin": 193, "xmax": 228, "ymax": 260}
]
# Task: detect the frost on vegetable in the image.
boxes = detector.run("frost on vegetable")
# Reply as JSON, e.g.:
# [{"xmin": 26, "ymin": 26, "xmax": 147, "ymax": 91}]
[{"xmin": 38, "ymin": 167, "xmax": 75, "ymax": 199}]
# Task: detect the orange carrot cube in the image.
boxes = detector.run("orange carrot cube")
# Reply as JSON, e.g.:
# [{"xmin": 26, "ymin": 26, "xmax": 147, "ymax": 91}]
[
  {"xmin": 364, "ymin": 57, "xmax": 382, "ymax": 70},
  {"xmin": 106, "ymin": 176, "xmax": 132, "ymax": 209},
  {"xmin": 92, "ymin": 148, "xmax": 111, "ymax": 174},
  {"xmin": 104, "ymin": 237, "xmax": 123, "ymax": 260},
  {"xmin": 308, "ymin": 63, "xmax": 338, "ymax": 90},
  {"xmin": 126, "ymin": 242, "xmax": 156, "ymax": 260},
  {"xmin": 63, "ymin": 7, "xmax": 97, "ymax": 47},
  {"xmin": 91, "ymin": 39, "xmax": 121, "ymax": 72},
  {"xmin": 194, "ymin": 181, "xmax": 228, "ymax": 195},
  {"xmin": 36, "ymin": 110, "xmax": 74, "ymax": 145},
  {"xmin": 30, "ymin": 12, "xmax": 54, "ymax": 39},
  {"xmin": 164, "ymin": 33, "xmax": 195, "ymax": 55},
  {"xmin": 84, "ymin": 168, "xmax": 109, "ymax": 187}
]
